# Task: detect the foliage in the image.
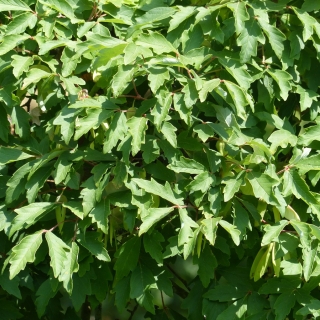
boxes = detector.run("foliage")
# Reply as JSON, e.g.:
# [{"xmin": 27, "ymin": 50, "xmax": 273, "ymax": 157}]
[{"xmin": 1, "ymin": 0, "xmax": 320, "ymax": 319}]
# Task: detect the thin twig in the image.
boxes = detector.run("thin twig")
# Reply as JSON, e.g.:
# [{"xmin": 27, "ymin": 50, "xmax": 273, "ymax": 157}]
[{"xmin": 128, "ymin": 303, "xmax": 139, "ymax": 320}]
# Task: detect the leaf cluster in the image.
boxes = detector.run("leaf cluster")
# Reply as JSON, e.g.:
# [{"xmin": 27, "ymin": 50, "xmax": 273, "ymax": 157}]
[{"xmin": 1, "ymin": 0, "xmax": 320, "ymax": 319}]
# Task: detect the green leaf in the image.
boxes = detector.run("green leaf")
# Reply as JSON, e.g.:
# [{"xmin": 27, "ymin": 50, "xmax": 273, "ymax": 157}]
[
  {"xmin": 142, "ymin": 138, "xmax": 160, "ymax": 164},
  {"xmin": 168, "ymin": 6, "xmax": 196, "ymax": 33},
  {"xmin": 293, "ymin": 8, "xmax": 316, "ymax": 42},
  {"xmin": 257, "ymin": 17, "xmax": 286, "ymax": 60},
  {"xmin": 74, "ymin": 109, "xmax": 113, "ymax": 140},
  {"xmin": 290, "ymin": 220, "xmax": 311, "ymax": 248},
  {"xmin": 22, "ymin": 68, "xmax": 51, "ymax": 90},
  {"xmin": 151, "ymin": 90, "xmax": 172, "ymax": 130},
  {"xmin": 198, "ymin": 244, "xmax": 217, "ymax": 288},
  {"xmin": 223, "ymin": 171, "xmax": 245, "ymax": 202},
  {"xmin": 199, "ymin": 79, "xmax": 220, "ymax": 103},
  {"xmin": 103, "ymin": 112, "xmax": 128, "ymax": 153},
  {"xmin": 148, "ymin": 66, "xmax": 170, "ymax": 93},
  {"xmin": 11, "ymin": 55, "xmax": 33, "ymax": 79},
  {"xmin": 111, "ymin": 64, "xmax": 137, "ymax": 97},
  {"xmin": 127, "ymin": 116, "xmax": 148, "ymax": 156},
  {"xmin": 298, "ymin": 124, "xmax": 320, "ymax": 146},
  {"xmin": 295, "ymin": 154, "xmax": 320, "ymax": 174},
  {"xmin": 301, "ymin": 0, "xmax": 320, "ymax": 11},
  {"xmin": 161, "ymin": 122, "xmax": 177, "ymax": 148},
  {"xmin": 0, "ymin": 147, "xmax": 34, "ymax": 164},
  {"xmin": 130, "ymin": 264, "xmax": 155, "ymax": 298},
  {"xmin": 136, "ymin": 32, "xmax": 177, "ymax": 55},
  {"xmin": 114, "ymin": 237, "xmax": 141, "ymax": 280},
  {"xmin": 187, "ymin": 171, "xmax": 215, "ymax": 193},
  {"xmin": 283, "ymin": 170, "xmax": 319, "ymax": 207},
  {"xmin": 261, "ymin": 220, "xmax": 289, "ymax": 246},
  {"xmin": 0, "ymin": 0, "xmax": 32, "ymax": 11},
  {"xmin": 77, "ymin": 233, "xmax": 110, "ymax": 262},
  {"xmin": 223, "ymin": 80, "xmax": 251, "ymax": 120},
  {"xmin": 10, "ymin": 202, "xmax": 56, "ymax": 237},
  {"xmin": 204, "ymin": 284, "xmax": 247, "ymax": 302},
  {"xmin": 45, "ymin": 231, "xmax": 69, "ymax": 278},
  {"xmin": 54, "ymin": 152, "xmax": 72, "ymax": 185},
  {"xmin": 62, "ymin": 201, "xmax": 84, "ymax": 219},
  {"xmin": 267, "ymin": 69, "xmax": 292, "ymax": 101},
  {"xmin": 60, "ymin": 242, "xmax": 79, "ymax": 294},
  {"xmin": 201, "ymin": 217, "xmax": 221, "ymax": 246},
  {"xmin": 38, "ymin": 0, "xmax": 82, "ymax": 24},
  {"xmin": 219, "ymin": 220, "xmax": 241, "ymax": 246},
  {"xmin": 139, "ymin": 207, "xmax": 174, "ymax": 236},
  {"xmin": 0, "ymin": 269, "xmax": 21, "ymax": 299},
  {"xmin": 302, "ymin": 239, "xmax": 318, "ymax": 282},
  {"xmin": 168, "ymin": 156, "xmax": 205, "ymax": 174},
  {"xmin": 296, "ymin": 85, "xmax": 318, "ymax": 112},
  {"xmin": 10, "ymin": 105, "xmax": 31, "ymax": 139},
  {"xmin": 9, "ymin": 231, "xmax": 43, "ymax": 279},
  {"xmin": 5, "ymin": 12, "xmax": 37, "ymax": 35},
  {"xmin": 70, "ymin": 273, "xmax": 92, "ymax": 311},
  {"xmin": 274, "ymin": 292, "xmax": 296, "ymax": 320},
  {"xmin": 88, "ymin": 198, "xmax": 110, "ymax": 234},
  {"xmin": 5, "ymin": 160, "xmax": 34, "ymax": 204},
  {"xmin": 132, "ymin": 178, "xmax": 184, "ymax": 206},
  {"xmin": 35, "ymin": 278, "xmax": 59, "ymax": 317},
  {"xmin": 268, "ymin": 129, "xmax": 297, "ymax": 154},
  {"xmin": 123, "ymin": 42, "xmax": 153, "ymax": 65},
  {"xmin": 247, "ymin": 171, "xmax": 283, "ymax": 206},
  {"xmin": 143, "ymin": 231, "xmax": 164, "ymax": 265},
  {"xmin": 26, "ymin": 165, "xmax": 52, "ymax": 203},
  {"xmin": 238, "ymin": 18, "xmax": 264, "ymax": 63},
  {"xmin": 227, "ymin": 2, "xmax": 249, "ymax": 35}
]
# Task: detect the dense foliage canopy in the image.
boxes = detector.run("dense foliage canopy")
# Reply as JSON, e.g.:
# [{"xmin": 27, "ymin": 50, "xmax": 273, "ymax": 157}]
[{"xmin": 1, "ymin": 0, "xmax": 320, "ymax": 319}]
